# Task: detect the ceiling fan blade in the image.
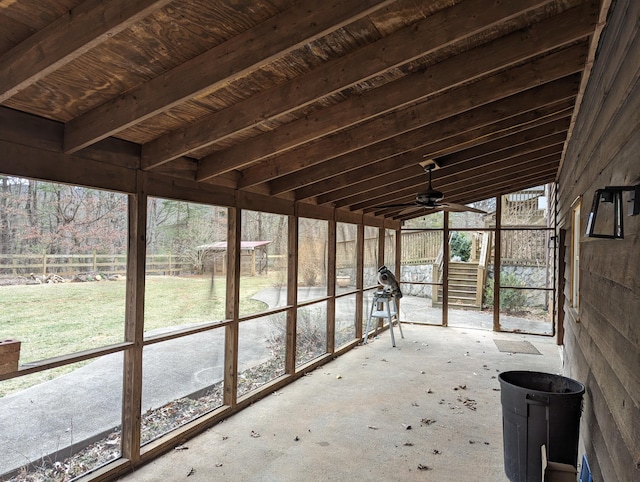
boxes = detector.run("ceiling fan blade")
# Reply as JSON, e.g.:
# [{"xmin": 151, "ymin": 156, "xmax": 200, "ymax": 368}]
[
  {"xmin": 440, "ymin": 203, "xmax": 487, "ymax": 214},
  {"xmin": 376, "ymin": 202, "xmax": 416, "ymax": 209},
  {"xmin": 399, "ymin": 205, "xmax": 429, "ymax": 215}
]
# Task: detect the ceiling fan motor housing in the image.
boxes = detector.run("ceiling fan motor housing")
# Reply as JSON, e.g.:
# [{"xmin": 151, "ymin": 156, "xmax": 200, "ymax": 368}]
[{"xmin": 417, "ymin": 190, "xmax": 444, "ymax": 204}]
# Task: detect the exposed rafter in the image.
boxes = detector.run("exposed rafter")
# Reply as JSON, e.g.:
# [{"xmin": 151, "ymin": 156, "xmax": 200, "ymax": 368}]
[{"xmin": 0, "ymin": 0, "xmax": 603, "ymax": 223}]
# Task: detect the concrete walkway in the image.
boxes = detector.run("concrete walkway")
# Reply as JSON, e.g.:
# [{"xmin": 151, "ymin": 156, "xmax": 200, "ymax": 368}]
[{"xmin": 397, "ymin": 295, "xmax": 553, "ymax": 335}]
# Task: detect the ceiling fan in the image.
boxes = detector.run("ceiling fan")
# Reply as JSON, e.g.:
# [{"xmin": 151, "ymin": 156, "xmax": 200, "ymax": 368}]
[{"xmin": 377, "ymin": 162, "xmax": 486, "ymax": 215}]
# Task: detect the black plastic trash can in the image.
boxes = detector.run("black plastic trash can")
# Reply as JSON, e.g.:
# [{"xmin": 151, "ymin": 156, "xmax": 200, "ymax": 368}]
[{"xmin": 499, "ymin": 371, "xmax": 585, "ymax": 482}]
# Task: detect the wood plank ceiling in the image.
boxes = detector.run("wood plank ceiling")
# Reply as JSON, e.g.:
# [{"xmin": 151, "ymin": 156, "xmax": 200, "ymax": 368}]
[{"xmin": 0, "ymin": 0, "xmax": 602, "ymax": 222}]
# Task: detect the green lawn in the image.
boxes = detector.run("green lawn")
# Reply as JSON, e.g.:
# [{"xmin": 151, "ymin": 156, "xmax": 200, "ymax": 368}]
[{"xmin": 0, "ymin": 274, "xmax": 275, "ymax": 397}]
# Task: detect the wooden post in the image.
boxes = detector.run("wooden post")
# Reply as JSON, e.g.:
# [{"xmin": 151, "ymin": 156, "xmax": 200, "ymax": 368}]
[
  {"xmin": 378, "ymin": 227, "xmax": 384, "ymax": 269},
  {"xmin": 493, "ymin": 196, "xmax": 502, "ymax": 332},
  {"xmin": 286, "ymin": 214, "xmax": 298, "ymax": 373},
  {"xmin": 355, "ymin": 223, "xmax": 364, "ymax": 340},
  {"xmin": 376, "ymin": 227, "xmax": 385, "ymax": 330},
  {"xmin": 442, "ymin": 212, "xmax": 449, "ymax": 327},
  {"xmin": 121, "ymin": 173, "xmax": 147, "ymax": 464},
  {"xmin": 92, "ymin": 250, "xmax": 97, "ymax": 271},
  {"xmin": 395, "ymin": 227, "xmax": 402, "ymax": 319},
  {"xmin": 327, "ymin": 219, "xmax": 336, "ymax": 354},
  {"xmin": 42, "ymin": 250, "xmax": 46, "ymax": 275},
  {"xmin": 471, "ymin": 234, "xmax": 478, "ymax": 262},
  {"xmin": 0, "ymin": 339, "xmax": 21, "ymax": 375},
  {"xmin": 224, "ymin": 207, "xmax": 241, "ymax": 408}
]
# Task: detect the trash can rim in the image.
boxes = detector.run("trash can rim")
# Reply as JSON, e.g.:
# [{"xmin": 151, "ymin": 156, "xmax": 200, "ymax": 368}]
[{"xmin": 498, "ymin": 370, "xmax": 585, "ymax": 396}]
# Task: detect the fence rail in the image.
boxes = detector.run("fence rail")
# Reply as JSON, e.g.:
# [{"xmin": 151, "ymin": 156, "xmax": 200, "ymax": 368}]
[{"xmin": 0, "ymin": 253, "xmax": 193, "ymax": 277}]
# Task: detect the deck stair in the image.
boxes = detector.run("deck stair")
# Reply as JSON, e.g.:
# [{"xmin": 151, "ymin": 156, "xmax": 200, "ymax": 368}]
[{"xmin": 433, "ymin": 262, "xmax": 482, "ymax": 310}]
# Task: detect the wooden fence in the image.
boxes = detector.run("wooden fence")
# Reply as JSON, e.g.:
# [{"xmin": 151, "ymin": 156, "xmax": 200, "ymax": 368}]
[{"xmin": 0, "ymin": 253, "xmax": 193, "ymax": 277}]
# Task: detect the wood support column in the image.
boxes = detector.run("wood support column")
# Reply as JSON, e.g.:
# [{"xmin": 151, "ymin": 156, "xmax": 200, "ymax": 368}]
[
  {"xmin": 395, "ymin": 227, "xmax": 402, "ymax": 316},
  {"xmin": 355, "ymin": 224, "xmax": 364, "ymax": 340},
  {"xmin": 327, "ymin": 220, "xmax": 336, "ymax": 354},
  {"xmin": 493, "ymin": 196, "xmax": 502, "ymax": 332},
  {"xmin": 442, "ymin": 212, "xmax": 449, "ymax": 327},
  {"xmin": 121, "ymin": 173, "xmax": 147, "ymax": 463},
  {"xmin": 378, "ymin": 227, "xmax": 385, "ymax": 269},
  {"xmin": 224, "ymin": 207, "xmax": 241, "ymax": 407},
  {"xmin": 285, "ymin": 215, "xmax": 298, "ymax": 373}
]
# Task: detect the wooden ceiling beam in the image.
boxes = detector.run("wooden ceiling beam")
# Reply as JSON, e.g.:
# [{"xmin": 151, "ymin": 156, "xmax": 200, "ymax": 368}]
[
  {"xmin": 281, "ymin": 81, "xmax": 578, "ymax": 198},
  {"xmin": 0, "ymin": 0, "xmax": 172, "ymax": 103},
  {"xmin": 63, "ymin": 0, "xmax": 395, "ymax": 153},
  {"xmin": 200, "ymin": 2, "xmax": 596, "ymax": 185},
  {"xmin": 319, "ymin": 142, "xmax": 557, "ymax": 211},
  {"xmin": 382, "ymin": 159, "xmax": 560, "ymax": 217},
  {"xmin": 361, "ymin": 158, "xmax": 559, "ymax": 217},
  {"xmin": 336, "ymin": 122, "xmax": 569, "ymax": 210},
  {"xmin": 452, "ymin": 171, "xmax": 558, "ymax": 207},
  {"xmin": 393, "ymin": 169, "xmax": 559, "ymax": 222},
  {"xmin": 384, "ymin": 166, "xmax": 560, "ymax": 220},
  {"xmin": 436, "ymin": 117, "xmax": 570, "ymax": 166},
  {"xmin": 355, "ymin": 140, "xmax": 564, "ymax": 214},
  {"xmin": 349, "ymin": 134, "xmax": 567, "ymax": 211},
  {"xmin": 432, "ymin": 155, "xmax": 561, "ymax": 196},
  {"xmin": 312, "ymin": 107, "xmax": 573, "ymax": 204},
  {"xmin": 235, "ymin": 39, "xmax": 589, "ymax": 189},
  {"xmin": 140, "ymin": 0, "xmax": 551, "ymax": 170}
]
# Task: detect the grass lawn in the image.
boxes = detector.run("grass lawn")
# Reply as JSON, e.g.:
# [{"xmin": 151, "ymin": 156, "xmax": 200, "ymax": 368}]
[{"xmin": 0, "ymin": 274, "xmax": 276, "ymax": 397}]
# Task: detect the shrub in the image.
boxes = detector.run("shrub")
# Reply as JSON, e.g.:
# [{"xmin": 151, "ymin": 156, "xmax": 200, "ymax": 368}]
[
  {"xmin": 450, "ymin": 232, "xmax": 471, "ymax": 261},
  {"xmin": 484, "ymin": 271, "xmax": 527, "ymax": 313}
]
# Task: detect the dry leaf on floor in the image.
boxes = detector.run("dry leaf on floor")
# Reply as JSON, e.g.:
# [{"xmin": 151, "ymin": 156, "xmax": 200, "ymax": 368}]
[{"xmin": 459, "ymin": 397, "xmax": 477, "ymax": 411}]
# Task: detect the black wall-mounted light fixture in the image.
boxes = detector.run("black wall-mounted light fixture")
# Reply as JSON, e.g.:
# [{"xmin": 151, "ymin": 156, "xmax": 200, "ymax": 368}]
[{"xmin": 586, "ymin": 185, "xmax": 640, "ymax": 238}]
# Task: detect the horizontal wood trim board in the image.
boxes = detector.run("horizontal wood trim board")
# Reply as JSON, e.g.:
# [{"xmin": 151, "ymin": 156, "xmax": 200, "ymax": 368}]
[{"xmin": 0, "ymin": 140, "xmax": 137, "ymax": 193}]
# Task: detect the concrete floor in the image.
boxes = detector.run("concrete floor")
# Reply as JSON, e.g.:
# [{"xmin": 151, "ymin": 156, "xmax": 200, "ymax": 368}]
[{"xmin": 118, "ymin": 324, "xmax": 562, "ymax": 481}]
